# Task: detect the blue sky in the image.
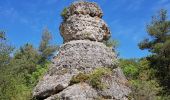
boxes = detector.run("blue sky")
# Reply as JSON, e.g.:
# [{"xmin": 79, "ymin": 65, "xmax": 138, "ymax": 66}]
[{"xmin": 0, "ymin": 0, "xmax": 170, "ymax": 58}]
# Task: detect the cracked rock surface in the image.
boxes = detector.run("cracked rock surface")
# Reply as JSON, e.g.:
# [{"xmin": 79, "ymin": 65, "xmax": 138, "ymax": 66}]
[
  {"xmin": 33, "ymin": 1, "xmax": 131, "ymax": 100},
  {"xmin": 45, "ymin": 83, "xmax": 98, "ymax": 100}
]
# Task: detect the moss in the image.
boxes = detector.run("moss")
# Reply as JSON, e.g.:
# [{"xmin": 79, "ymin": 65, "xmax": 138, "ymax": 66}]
[
  {"xmin": 70, "ymin": 73, "xmax": 89, "ymax": 85},
  {"xmin": 70, "ymin": 67, "xmax": 112, "ymax": 90}
]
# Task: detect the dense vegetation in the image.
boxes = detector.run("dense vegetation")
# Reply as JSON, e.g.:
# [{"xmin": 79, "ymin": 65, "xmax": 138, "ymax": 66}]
[
  {"xmin": 120, "ymin": 9, "xmax": 170, "ymax": 100},
  {"xmin": 0, "ymin": 9, "xmax": 170, "ymax": 100},
  {"xmin": 0, "ymin": 28, "xmax": 58, "ymax": 100}
]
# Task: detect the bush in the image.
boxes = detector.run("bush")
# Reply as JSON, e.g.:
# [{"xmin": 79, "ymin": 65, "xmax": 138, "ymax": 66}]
[
  {"xmin": 28, "ymin": 62, "xmax": 49, "ymax": 87},
  {"xmin": 88, "ymin": 67, "xmax": 112, "ymax": 90},
  {"xmin": 119, "ymin": 59, "xmax": 162, "ymax": 100}
]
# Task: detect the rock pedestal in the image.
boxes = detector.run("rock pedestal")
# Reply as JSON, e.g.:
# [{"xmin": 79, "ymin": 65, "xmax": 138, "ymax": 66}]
[{"xmin": 33, "ymin": 1, "xmax": 131, "ymax": 100}]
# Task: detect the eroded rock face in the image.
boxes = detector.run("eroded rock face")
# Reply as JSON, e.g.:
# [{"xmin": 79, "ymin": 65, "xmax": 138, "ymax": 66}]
[
  {"xmin": 60, "ymin": 14, "xmax": 110, "ymax": 42},
  {"xmin": 33, "ymin": 1, "xmax": 131, "ymax": 100},
  {"xmin": 33, "ymin": 40, "xmax": 119, "ymax": 99},
  {"xmin": 33, "ymin": 69, "xmax": 79, "ymax": 99},
  {"xmin": 98, "ymin": 67, "xmax": 131, "ymax": 100},
  {"xmin": 45, "ymin": 83, "xmax": 98, "ymax": 100},
  {"xmin": 62, "ymin": 1, "xmax": 103, "ymax": 20},
  {"xmin": 52, "ymin": 40, "xmax": 118, "ymax": 72},
  {"xmin": 33, "ymin": 68, "xmax": 131, "ymax": 100},
  {"xmin": 60, "ymin": 1, "xmax": 110, "ymax": 43}
]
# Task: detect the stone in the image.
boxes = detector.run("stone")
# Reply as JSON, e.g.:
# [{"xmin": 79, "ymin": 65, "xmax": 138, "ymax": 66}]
[
  {"xmin": 60, "ymin": 14, "xmax": 111, "ymax": 42},
  {"xmin": 97, "ymin": 67, "xmax": 131, "ymax": 100},
  {"xmin": 33, "ymin": 69, "xmax": 79, "ymax": 99},
  {"xmin": 45, "ymin": 83, "xmax": 98, "ymax": 100},
  {"xmin": 51, "ymin": 40, "xmax": 118, "ymax": 72},
  {"xmin": 62, "ymin": 1, "xmax": 103, "ymax": 20},
  {"xmin": 36, "ymin": 67, "xmax": 131, "ymax": 100}
]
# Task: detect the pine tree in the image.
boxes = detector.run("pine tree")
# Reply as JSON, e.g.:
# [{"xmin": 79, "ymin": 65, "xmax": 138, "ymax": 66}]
[
  {"xmin": 39, "ymin": 28, "xmax": 59, "ymax": 62},
  {"xmin": 0, "ymin": 31, "xmax": 13, "ymax": 67},
  {"xmin": 139, "ymin": 9, "xmax": 170, "ymax": 94}
]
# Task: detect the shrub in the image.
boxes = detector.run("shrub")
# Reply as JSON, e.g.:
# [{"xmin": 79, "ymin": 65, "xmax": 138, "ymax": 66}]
[
  {"xmin": 70, "ymin": 67, "xmax": 112, "ymax": 90},
  {"xmin": 88, "ymin": 67, "xmax": 112, "ymax": 90},
  {"xmin": 129, "ymin": 80, "xmax": 161, "ymax": 100}
]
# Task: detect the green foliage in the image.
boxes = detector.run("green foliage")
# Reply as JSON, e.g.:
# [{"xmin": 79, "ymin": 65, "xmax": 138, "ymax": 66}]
[
  {"xmin": 120, "ymin": 58, "xmax": 161, "ymax": 100},
  {"xmin": 27, "ymin": 62, "xmax": 49, "ymax": 87},
  {"xmin": 39, "ymin": 28, "xmax": 59, "ymax": 63},
  {"xmin": 11, "ymin": 44, "xmax": 40, "ymax": 79},
  {"xmin": 61, "ymin": 7, "xmax": 68, "ymax": 20},
  {"xmin": 0, "ymin": 31, "xmax": 6, "ymax": 40},
  {"xmin": 88, "ymin": 67, "xmax": 112, "ymax": 90},
  {"xmin": 130, "ymin": 80, "xmax": 161, "ymax": 100},
  {"xmin": 70, "ymin": 73, "xmax": 89, "ymax": 85},
  {"xmin": 139, "ymin": 9, "xmax": 170, "ymax": 94},
  {"xmin": 0, "ymin": 31, "xmax": 14, "ymax": 67},
  {"xmin": 70, "ymin": 67, "xmax": 112, "ymax": 90},
  {"xmin": 0, "ymin": 62, "xmax": 32, "ymax": 100},
  {"xmin": 119, "ymin": 59, "xmax": 139, "ymax": 79},
  {"xmin": 0, "ymin": 30, "xmax": 56, "ymax": 100}
]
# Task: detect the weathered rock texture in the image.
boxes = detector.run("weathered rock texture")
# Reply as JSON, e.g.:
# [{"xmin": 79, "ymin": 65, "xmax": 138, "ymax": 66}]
[
  {"xmin": 60, "ymin": 2, "xmax": 110, "ymax": 43},
  {"xmin": 33, "ymin": 1, "xmax": 131, "ymax": 100},
  {"xmin": 60, "ymin": 15, "xmax": 110, "ymax": 42},
  {"xmin": 62, "ymin": 1, "xmax": 103, "ymax": 20}
]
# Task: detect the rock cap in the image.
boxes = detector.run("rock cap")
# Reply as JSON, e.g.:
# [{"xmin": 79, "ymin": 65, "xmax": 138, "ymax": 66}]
[{"xmin": 61, "ymin": 1, "xmax": 103, "ymax": 20}]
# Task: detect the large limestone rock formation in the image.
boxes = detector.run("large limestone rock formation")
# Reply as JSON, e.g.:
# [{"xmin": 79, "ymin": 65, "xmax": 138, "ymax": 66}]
[{"xmin": 33, "ymin": 1, "xmax": 131, "ymax": 100}]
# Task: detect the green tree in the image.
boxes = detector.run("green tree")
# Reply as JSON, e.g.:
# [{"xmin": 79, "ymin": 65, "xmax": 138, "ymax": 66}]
[
  {"xmin": 11, "ymin": 43, "xmax": 40, "ymax": 84},
  {"xmin": 39, "ymin": 28, "xmax": 58, "ymax": 62},
  {"xmin": 3, "ymin": 43, "xmax": 49, "ymax": 100},
  {"xmin": 120, "ymin": 59, "xmax": 161, "ymax": 100},
  {"xmin": 119, "ymin": 59, "xmax": 139, "ymax": 79},
  {"xmin": 139, "ymin": 9, "xmax": 170, "ymax": 94},
  {"xmin": 0, "ymin": 32, "xmax": 31, "ymax": 100},
  {"xmin": 0, "ymin": 31, "xmax": 6, "ymax": 40},
  {"xmin": 0, "ymin": 30, "xmax": 55, "ymax": 99},
  {"xmin": 0, "ymin": 31, "xmax": 13, "ymax": 67}
]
